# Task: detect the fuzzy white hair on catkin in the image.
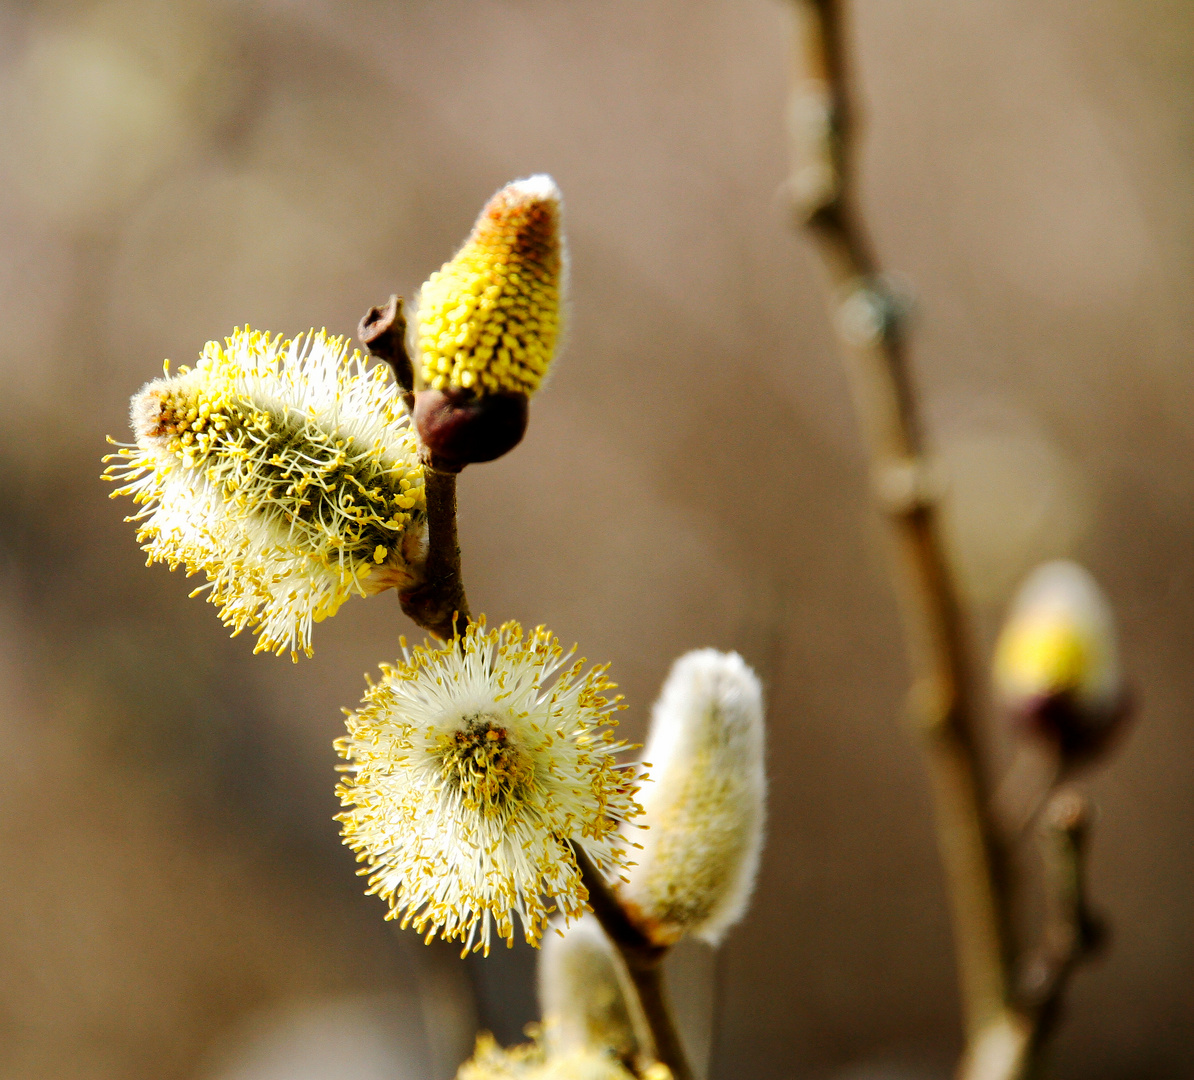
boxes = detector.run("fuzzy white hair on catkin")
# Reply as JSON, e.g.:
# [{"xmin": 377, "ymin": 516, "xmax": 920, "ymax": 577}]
[
  {"xmin": 538, "ymin": 913, "xmax": 642, "ymax": 1059},
  {"xmin": 509, "ymin": 172, "xmax": 562, "ymax": 203},
  {"xmin": 513, "ymin": 173, "xmax": 571, "ymax": 391},
  {"xmin": 621, "ymin": 649, "xmax": 766, "ymax": 947}
]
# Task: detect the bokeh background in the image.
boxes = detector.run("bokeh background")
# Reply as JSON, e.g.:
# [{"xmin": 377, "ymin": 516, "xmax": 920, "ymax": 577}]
[{"xmin": 1, "ymin": 0, "xmax": 1192, "ymax": 1077}]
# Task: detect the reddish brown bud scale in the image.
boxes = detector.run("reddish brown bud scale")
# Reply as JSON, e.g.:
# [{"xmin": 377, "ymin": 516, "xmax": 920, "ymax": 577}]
[
  {"xmin": 1012, "ymin": 686, "xmax": 1134, "ymax": 766},
  {"xmin": 413, "ymin": 388, "xmax": 529, "ymax": 472}
]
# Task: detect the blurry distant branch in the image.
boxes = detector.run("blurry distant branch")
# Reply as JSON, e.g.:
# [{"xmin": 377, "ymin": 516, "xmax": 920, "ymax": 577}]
[
  {"xmin": 783, "ymin": 3, "xmax": 1110, "ymax": 1076},
  {"xmin": 1017, "ymin": 790, "xmax": 1104, "ymax": 1055},
  {"xmin": 784, "ymin": 1, "xmax": 1032, "ymax": 1076}
]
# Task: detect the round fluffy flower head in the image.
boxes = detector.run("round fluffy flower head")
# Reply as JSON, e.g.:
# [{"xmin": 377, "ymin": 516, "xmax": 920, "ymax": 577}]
[
  {"xmin": 417, "ymin": 175, "xmax": 564, "ymax": 398},
  {"xmin": 994, "ymin": 560, "xmax": 1127, "ymax": 758},
  {"xmin": 103, "ymin": 328, "xmax": 426, "ymax": 660},
  {"xmin": 620, "ymin": 650, "xmax": 766, "ymax": 947},
  {"xmin": 335, "ymin": 620, "xmax": 640, "ymax": 956}
]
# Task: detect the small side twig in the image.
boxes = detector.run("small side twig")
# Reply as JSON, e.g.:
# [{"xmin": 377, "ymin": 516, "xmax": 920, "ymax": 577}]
[
  {"xmin": 574, "ymin": 846, "xmax": 694, "ymax": 1080},
  {"xmin": 359, "ymin": 293, "xmax": 416, "ymax": 414},
  {"xmin": 1017, "ymin": 790, "xmax": 1103, "ymax": 1050}
]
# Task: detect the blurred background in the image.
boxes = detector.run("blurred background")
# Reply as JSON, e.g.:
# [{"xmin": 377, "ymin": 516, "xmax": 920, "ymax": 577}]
[{"xmin": 0, "ymin": 0, "xmax": 1192, "ymax": 1077}]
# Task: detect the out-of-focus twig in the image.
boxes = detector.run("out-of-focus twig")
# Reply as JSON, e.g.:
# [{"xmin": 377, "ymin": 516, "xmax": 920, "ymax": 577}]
[
  {"xmin": 574, "ymin": 846, "xmax": 693, "ymax": 1080},
  {"xmin": 784, "ymin": 2, "xmax": 1024, "ymax": 1075},
  {"xmin": 1016, "ymin": 790, "xmax": 1103, "ymax": 1051}
]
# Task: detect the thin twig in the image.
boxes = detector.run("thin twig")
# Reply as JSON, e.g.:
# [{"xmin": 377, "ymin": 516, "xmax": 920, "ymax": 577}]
[
  {"xmin": 399, "ymin": 464, "xmax": 471, "ymax": 641},
  {"xmin": 1017, "ymin": 790, "xmax": 1103, "ymax": 1054},
  {"xmin": 574, "ymin": 846, "xmax": 694, "ymax": 1080},
  {"xmin": 785, "ymin": 0, "xmax": 1021, "ymax": 1072},
  {"xmin": 358, "ymin": 298, "xmax": 469, "ymax": 641},
  {"xmin": 359, "ymin": 294, "xmax": 416, "ymax": 414}
]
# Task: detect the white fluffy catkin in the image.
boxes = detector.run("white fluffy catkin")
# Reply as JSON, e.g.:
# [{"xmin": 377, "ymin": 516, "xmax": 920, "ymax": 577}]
[
  {"xmin": 619, "ymin": 650, "xmax": 766, "ymax": 946},
  {"xmin": 538, "ymin": 914, "xmax": 642, "ymax": 1061}
]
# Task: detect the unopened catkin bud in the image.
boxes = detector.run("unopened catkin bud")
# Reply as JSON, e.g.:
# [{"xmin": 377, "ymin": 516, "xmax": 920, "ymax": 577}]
[
  {"xmin": 538, "ymin": 914, "xmax": 642, "ymax": 1062},
  {"xmin": 619, "ymin": 650, "xmax": 766, "ymax": 947},
  {"xmin": 994, "ymin": 560, "xmax": 1128, "ymax": 761},
  {"xmin": 414, "ymin": 175, "xmax": 565, "ymax": 469}
]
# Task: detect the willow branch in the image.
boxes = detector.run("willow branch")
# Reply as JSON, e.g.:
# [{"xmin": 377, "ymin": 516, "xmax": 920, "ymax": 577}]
[
  {"xmin": 359, "ymin": 299, "xmax": 470, "ymax": 642},
  {"xmin": 574, "ymin": 846, "xmax": 694, "ymax": 1080},
  {"xmin": 357, "ymin": 298, "xmax": 687, "ymax": 1075},
  {"xmin": 400, "ymin": 464, "xmax": 471, "ymax": 641},
  {"xmin": 785, "ymin": 0, "xmax": 1018, "ymax": 1067}
]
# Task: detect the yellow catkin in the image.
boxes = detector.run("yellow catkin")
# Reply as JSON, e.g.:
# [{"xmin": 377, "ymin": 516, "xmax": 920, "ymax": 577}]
[
  {"xmin": 103, "ymin": 328, "xmax": 426, "ymax": 659},
  {"xmin": 417, "ymin": 175, "xmax": 564, "ymax": 397},
  {"xmin": 457, "ymin": 1032, "xmax": 656, "ymax": 1080},
  {"xmin": 334, "ymin": 620, "xmax": 641, "ymax": 956}
]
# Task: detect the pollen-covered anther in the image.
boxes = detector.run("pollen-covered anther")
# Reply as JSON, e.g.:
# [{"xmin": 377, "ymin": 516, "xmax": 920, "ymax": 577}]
[{"xmin": 439, "ymin": 717, "xmax": 534, "ymax": 811}]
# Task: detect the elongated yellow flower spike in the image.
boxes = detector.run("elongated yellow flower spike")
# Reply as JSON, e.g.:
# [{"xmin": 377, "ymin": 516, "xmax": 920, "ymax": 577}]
[
  {"xmin": 994, "ymin": 560, "xmax": 1128, "ymax": 760},
  {"xmin": 413, "ymin": 176, "xmax": 565, "ymax": 470},
  {"xmin": 418, "ymin": 174, "xmax": 564, "ymax": 397},
  {"xmin": 335, "ymin": 620, "xmax": 641, "ymax": 957},
  {"xmin": 103, "ymin": 328, "xmax": 426, "ymax": 660},
  {"xmin": 619, "ymin": 650, "xmax": 767, "ymax": 947}
]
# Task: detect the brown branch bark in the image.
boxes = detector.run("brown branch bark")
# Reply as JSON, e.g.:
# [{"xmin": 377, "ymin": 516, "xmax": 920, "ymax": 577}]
[
  {"xmin": 399, "ymin": 464, "xmax": 471, "ymax": 642},
  {"xmin": 1014, "ymin": 790, "xmax": 1103, "ymax": 1063},
  {"xmin": 785, "ymin": 2, "xmax": 1024, "ymax": 1075},
  {"xmin": 358, "ymin": 298, "xmax": 469, "ymax": 642},
  {"xmin": 574, "ymin": 846, "xmax": 694, "ymax": 1080},
  {"xmin": 787, "ymin": 4, "xmax": 1106, "ymax": 1076}
]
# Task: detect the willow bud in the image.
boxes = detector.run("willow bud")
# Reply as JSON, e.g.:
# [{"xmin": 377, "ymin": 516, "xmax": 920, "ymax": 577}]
[
  {"xmin": 414, "ymin": 174, "xmax": 564, "ymax": 470},
  {"xmin": 993, "ymin": 560, "xmax": 1129, "ymax": 761},
  {"xmin": 538, "ymin": 915, "xmax": 642, "ymax": 1062},
  {"xmin": 619, "ymin": 650, "xmax": 766, "ymax": 947}
]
